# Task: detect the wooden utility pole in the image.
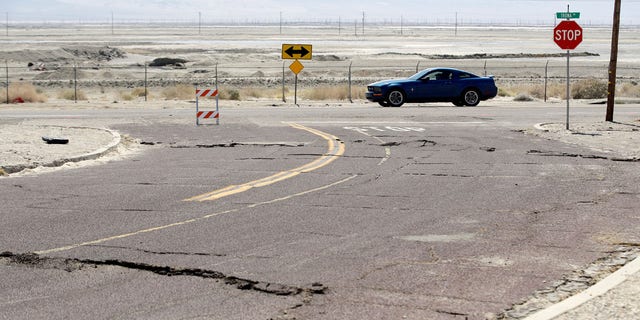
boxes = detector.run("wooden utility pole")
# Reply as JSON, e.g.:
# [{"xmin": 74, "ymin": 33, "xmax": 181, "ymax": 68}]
[{"xmin": 606, "ymin": 0, "xmax": 621, "ymax": 122}]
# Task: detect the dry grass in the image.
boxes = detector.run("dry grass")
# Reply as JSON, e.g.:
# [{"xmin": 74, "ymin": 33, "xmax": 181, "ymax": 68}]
[
  {"xmin": 119, "ymin": 87, "xmax": 148, "ymax": 101},
  {"xmin": 161, "ymin": 84, "xmax": 193, "ymax": 100},
  {"xmin": 618, "ymin": 82, "xmax": 640, "ymax": 97},
  {"xmin": 1, "ymin": 83, "xmax": 48, "ymax": 103},
  {"xmin": 58, "ymin": 89, "xmax": 87, "ymax": 101},
  {"xmin": 240, "ymin": 87, "xmax": 283, "ymax": 99},
  {"xmin": 499, "ymin": 79, "xmax": 610, "ymax": 100},
  {"xmin": 571, "ymin": 78, "xmax": 608, "ymax": 99},
  {"xmin": 300, "ymin": 85, "xmax": 366, "ymax": 100}
]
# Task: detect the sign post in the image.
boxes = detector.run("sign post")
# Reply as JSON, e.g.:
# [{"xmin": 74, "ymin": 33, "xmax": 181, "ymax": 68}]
[
  {"xmin": 554, "ymin": 6, "xmax": 582, "ymax": 130},
  {"xmin": 282, "ymin": 44, "xmax": 312, "ymax": 105}
]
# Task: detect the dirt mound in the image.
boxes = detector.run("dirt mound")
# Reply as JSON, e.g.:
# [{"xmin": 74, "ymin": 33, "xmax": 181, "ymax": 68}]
[
  {"xmin": 62, "ymin": 46, "xmax": 126, "ymax": 61},
  {"xmin": 149, "ymin": 58, "xmax": 188, "ymax": 68}
]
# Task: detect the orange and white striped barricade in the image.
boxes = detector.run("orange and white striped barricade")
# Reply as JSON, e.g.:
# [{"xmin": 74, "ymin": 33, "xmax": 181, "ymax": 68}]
[{"xmin": 195, "ymin": 87, "xmax": 219, "ymax": 125}]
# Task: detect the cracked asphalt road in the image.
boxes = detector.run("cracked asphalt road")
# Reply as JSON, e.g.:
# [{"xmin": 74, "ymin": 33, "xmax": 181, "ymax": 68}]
[{"xmin": 1, "ymin": 103, "xmax": 640, "ymax": 319}]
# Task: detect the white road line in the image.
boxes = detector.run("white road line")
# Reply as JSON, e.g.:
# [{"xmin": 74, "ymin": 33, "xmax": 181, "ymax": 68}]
[{"xmin": 34, "ymin": 175, "xmax": 359, "ymax": 255}]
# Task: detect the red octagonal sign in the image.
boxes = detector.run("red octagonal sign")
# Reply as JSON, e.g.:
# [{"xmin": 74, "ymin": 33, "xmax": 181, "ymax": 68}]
[{"xmin": 554, "ymin": 20, "xmax": 583, "ymax": 50}]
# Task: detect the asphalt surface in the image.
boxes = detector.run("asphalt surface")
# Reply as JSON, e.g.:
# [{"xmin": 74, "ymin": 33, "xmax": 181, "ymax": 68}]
[{"xmin": 1, "ymin": 101, "xmax": 639, "ymax": 320}]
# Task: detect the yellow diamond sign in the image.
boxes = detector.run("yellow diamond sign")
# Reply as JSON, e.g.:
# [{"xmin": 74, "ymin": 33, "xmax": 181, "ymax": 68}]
[{"xmin": 289, "ymin": 59, "xmax": 304, "ymax": 75}]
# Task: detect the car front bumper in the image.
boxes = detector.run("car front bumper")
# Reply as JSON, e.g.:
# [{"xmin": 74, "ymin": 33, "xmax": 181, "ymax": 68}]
[{"xmin": 365, "ymin": 91, "xmax": 385, "ymax": 102}]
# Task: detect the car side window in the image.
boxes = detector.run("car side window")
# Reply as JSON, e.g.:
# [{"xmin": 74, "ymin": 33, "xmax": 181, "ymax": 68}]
[
  {"xmin": 458, "ymin": 72, "xmax": 475, "ymax": 79},
  {"xmin": 422, "ymin": 71, "xmax": 451, "ymax": 81}
]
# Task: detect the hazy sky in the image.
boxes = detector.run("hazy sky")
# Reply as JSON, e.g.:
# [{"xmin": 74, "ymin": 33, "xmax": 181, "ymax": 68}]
[{"xmin": 3, "ymin": 0, "xmax": 640, "ymax": 25}]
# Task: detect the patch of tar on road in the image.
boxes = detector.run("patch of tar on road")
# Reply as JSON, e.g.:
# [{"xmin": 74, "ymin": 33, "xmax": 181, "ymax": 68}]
[{"xmin": 169, "ymin": 142, "xmax": 306, "ymax": 148}]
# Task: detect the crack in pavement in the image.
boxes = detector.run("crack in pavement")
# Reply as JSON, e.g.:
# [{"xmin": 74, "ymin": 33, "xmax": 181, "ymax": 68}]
[
  {"xmin": 0, "ymin": 251, "xmax": 327, "ymax": 297},
  {"xmin": 170, "ymin": 142, "xmax": 305, "ymax": 149},
  {"xmin": 379, "ymin": 139, "xmax": 438, "ymax": 147},
  {"xmin": 529, "ymin": 149, "xmax": 640, "ymax": 162},
  {"xmin": 84, "ymin": 245, "xmax": 227, "ymax": 257}
]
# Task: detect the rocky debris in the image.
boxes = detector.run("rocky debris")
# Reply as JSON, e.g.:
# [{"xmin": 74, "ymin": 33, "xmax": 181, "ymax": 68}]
[
  {"xmin": 62, "ymin": 46, "xmax": 126, "ymax": 61},
  {"xmin": 149, "ymin": 57, "xmax": 188, "ymax": 68},
  {"xmin": 375, "ymin": 52, "xmax": 600, "ymax": 59},
  {"xmin": 315, "ymin": 54, "xmax": 343, "ymax": 61}
]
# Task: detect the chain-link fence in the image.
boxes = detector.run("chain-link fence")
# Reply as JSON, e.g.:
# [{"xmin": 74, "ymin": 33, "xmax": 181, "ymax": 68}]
[{"xmin": 2, "ymin": 60, "xmax": 640, "ymax": 104}]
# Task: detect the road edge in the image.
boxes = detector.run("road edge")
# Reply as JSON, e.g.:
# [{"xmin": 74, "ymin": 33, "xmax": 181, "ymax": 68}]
[
  {"xmin": 523, "ymin": 255, "xmax": 640, "ymax": 319},
  {"xmin": 1, "ymin": 126, "xmax": 122, "ymax": 174}
]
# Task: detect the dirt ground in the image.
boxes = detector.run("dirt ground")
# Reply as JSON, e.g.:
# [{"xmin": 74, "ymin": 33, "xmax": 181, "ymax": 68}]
[{"xmin": 1, "ymin": 24, "xmax": 639, "ymax": 103}]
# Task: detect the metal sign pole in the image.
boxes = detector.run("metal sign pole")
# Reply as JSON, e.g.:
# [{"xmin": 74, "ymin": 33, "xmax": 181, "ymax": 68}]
[
  {"xmin": 294, "ymin": 73, "xmax": 298, "ymax": 106},
  {"xmin": 195, "ymin": 85, "xmax": 199, "ymax": 126},
  {"xmin": 565, "ymin": 5, "xmax": 570, "ymax": 130},
  {"xmin": 566, "ymin": 49, "xmax": 570, "ymax": 130},
  {"xmin": 215, "ymin": 63, "xmax": 219, "ymax": 125}
]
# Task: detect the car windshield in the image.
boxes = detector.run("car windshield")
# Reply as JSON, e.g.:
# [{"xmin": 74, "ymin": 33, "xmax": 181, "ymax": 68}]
[{"xmin": 408, "ymin": 69, "xmax": 432, "ymax": 80}]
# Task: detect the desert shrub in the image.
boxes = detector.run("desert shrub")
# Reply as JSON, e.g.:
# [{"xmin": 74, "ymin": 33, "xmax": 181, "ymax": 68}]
[
  {"xmin": 619, "ymin": 82, "xmax": 640, "ymax": 98},
  {"xmin": 514, "ymin": 93, "xmax": 534, "ymax": 101},
  {"xmin": 1, "ymin": 83, "xmax": 47, "ymax": 103},
  {"xmin": 119, "ymin": 87, "xmax": 148, "ymax": 101},
  {"xmin": 497, "ymin": 87, "xmax": 514, "ymax": 97},
  {"xmin": 58, "ymin": 89, "xmax": 87, "ymax": 101},
  {"xmin": 161, "ymin": 84, "xmax": 193, "ymax": 100},
  {"xmin": 572, "ymin": 78, "xmax": 608, "ymax": 99},
  {"xmin": 221, "ymin": 89, "xmax": 240, "ymax": 100},
  {"xmin": 119, "ymin": 91, "xmax": 134, "ymax": 101},
  {"xmin": 131, "ymin": 87, "xmax": 147, "ymax": 97}
]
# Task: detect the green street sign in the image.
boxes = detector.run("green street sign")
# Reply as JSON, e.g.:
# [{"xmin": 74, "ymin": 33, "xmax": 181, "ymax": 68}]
[{"xmin": 557, "ymin": 12, "xmax": 580, "ymax": 19}]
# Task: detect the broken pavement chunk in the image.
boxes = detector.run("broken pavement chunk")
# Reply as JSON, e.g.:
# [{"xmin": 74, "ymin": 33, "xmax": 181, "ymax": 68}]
[{"xmin": 42, "ymin": 136, "xmax": 69, "ymax": 144}]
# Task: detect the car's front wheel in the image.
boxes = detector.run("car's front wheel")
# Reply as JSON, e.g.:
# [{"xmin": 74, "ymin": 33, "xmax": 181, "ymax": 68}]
[
  {"xmin": 387, "ymin": 89, "xmax": 405, "ymax": 107},
  {"xmin": 463, "ymin": 89, "xmax": 480, "ymax": 107}
]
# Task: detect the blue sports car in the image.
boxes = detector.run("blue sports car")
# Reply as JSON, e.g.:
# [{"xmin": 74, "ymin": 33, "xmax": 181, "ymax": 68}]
[{"xmin": 366, "ymin": 67, "xmax": 498, "ymax": 107}]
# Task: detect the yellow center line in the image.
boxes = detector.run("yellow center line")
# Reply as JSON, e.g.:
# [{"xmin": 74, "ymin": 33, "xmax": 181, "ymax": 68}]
[
  {"xmin": 34, "ymin": 123, "xmax": 349, "ymax": 255},
  {"xmin": 184, "ymin": 122, "xmax": 345, "ymax": 202}
]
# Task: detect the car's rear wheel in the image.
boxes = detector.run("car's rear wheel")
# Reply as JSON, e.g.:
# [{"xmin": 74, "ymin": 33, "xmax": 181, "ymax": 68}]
[
  {"xmin": 463, "ymin": 89, "xmax": 480, "ymax": 107},
  {"xmin": 387, "ymin": 89, "xmax": 405, "ymax": 107}
]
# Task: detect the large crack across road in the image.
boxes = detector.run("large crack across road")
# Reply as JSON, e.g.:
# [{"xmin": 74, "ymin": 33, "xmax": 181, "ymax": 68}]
[
  {"xmin": 528, "ymin": 149, "xmax": 640, "ymax": 162},
  {"xmin": 0, "ymin": 251, "xmax": 326, "ymax": 297}
]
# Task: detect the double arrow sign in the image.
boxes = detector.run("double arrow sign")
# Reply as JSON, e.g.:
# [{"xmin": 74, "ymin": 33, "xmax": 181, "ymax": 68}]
[{"xmin": 282, "ymin": 44, "xmax": 312, "ymax": 60}]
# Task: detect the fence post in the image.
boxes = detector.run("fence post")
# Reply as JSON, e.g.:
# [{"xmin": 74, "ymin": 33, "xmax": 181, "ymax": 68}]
[
  {"xmin": 144, "ymin": 63, "xmax": 148, "ymax": 102},
  {"xmin": 73, "ymin": 63, "xmax": 77, "ymax": 103},
  {"xmin": 484, "ymin": 60, "xmax": 487, "ymax": 76},
  {"xmin": 215, "ymin": 62, "xmax": 219, "ymax": 125},
  {"xmin": 5, "ymin": 60, "xmax": 8, "ymax": 104},
  {"xmin": 544, "ymin": 60, "xmax": 549, "ymax": 102},
  {"xmin": 416, "ymin": 61, "xmax": 420, "ymax": 73},
  {"xmin": 348, "ymin": 61, "xmax": 353, "ymax": 103}
]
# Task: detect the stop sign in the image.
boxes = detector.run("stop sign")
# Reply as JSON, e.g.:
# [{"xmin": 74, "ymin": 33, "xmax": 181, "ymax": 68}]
[{"xmin": 554, "ymin": 20, "xmax": 583, "ymax": 50}]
